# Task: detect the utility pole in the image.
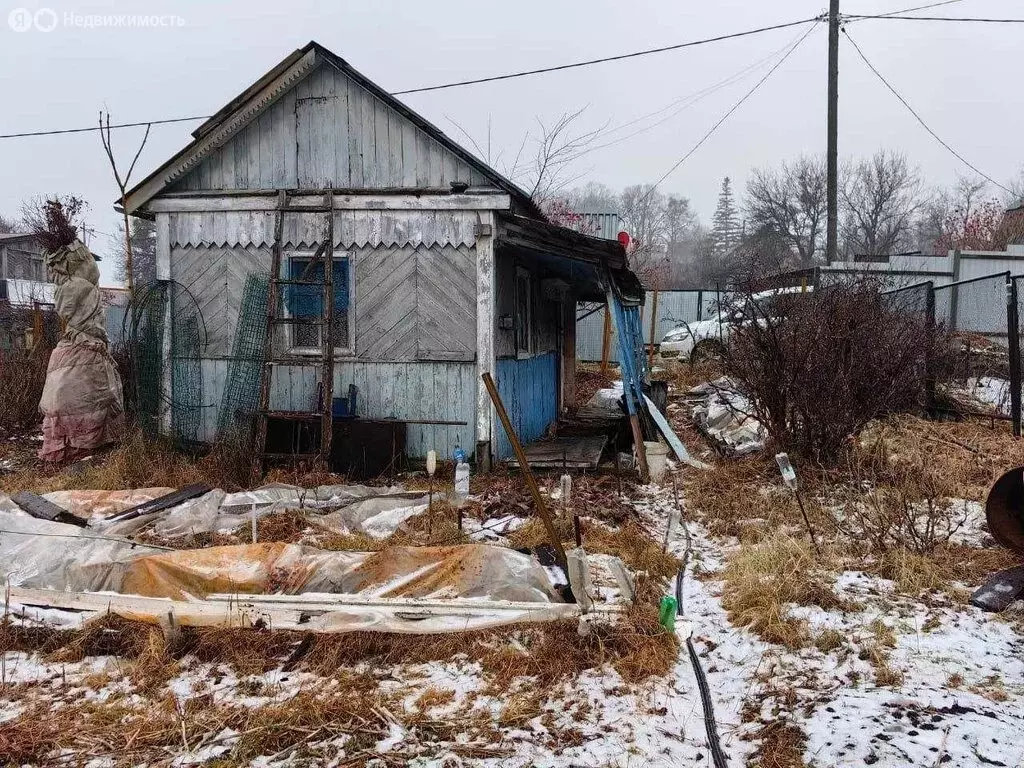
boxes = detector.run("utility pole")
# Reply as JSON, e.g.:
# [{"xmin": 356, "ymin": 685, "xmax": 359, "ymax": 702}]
[{"xmin": 826, "ymin": 0, "xmax": 840, "ymax": 266}]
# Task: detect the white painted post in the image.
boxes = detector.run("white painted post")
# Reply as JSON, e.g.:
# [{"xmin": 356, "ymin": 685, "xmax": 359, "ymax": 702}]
[
  {"xmin": 155, "ymin": 213, "xmax": 173, "ymax": 435},
  {"xmin": 475, "ymin": 211, "xmax": 495, "ymax": 470}
]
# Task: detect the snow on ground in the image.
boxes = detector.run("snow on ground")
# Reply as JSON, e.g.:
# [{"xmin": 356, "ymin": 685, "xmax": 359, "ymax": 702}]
[
  {"xmin": 953, "ymin": 376, "xmax": 1013, "ymax": 416},
  {"xmin": 2, "ymin": 484, "xmax": 1023, "ymax": 766}
]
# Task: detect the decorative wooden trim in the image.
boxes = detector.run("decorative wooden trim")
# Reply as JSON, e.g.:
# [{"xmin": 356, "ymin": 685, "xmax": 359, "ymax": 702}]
[{"xmin": 146, "ymin": 193, "xmax": 511, "ymax": 213}]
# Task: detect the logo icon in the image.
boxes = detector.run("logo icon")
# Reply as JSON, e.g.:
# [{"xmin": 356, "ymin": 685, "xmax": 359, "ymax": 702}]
[
  {"xmin": 8, "ymin": 7, "xmax": 33, "ymax": 31},
  {"xmin": 34, "ymin": 8, "xmax": 57, "ymax": 31}
]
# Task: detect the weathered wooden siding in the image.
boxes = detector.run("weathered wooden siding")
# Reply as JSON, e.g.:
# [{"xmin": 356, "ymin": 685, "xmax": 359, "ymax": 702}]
[
  {"xmin": 190, "ymin": 359, "xmax": 475, "ymax": 458},
  {"xmin": 172, "ymin": 63, "xmax": 490, "ymax": 193},
  {"xmin": 167, "ymin": 209, "xmax": 478, "ymax": 362},
  {"xmin": 494, "ymin": 353, "xmax": 558, "ymax": 459},
  {"xmin": 170, "ymin": 244, "xmax": 271, "ymax": 357}
]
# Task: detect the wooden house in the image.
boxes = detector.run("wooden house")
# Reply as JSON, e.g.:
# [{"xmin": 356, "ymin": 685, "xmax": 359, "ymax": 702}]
[{"xmin": 123, "ymin": 41, "xmax": 638, "ymax": 467}]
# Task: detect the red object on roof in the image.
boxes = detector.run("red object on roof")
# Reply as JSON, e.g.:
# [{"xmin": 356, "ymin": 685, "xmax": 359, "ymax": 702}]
[{"xmin": 617, "ymin": 231, "xmax": 631, "ymax": 248}]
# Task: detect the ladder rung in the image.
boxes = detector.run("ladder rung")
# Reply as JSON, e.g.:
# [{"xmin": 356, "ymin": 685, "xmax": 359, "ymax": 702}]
[
  {"xmin": 271, "ymin": 317, "xmax": 326, "ymax": 326},
  {"xmin": 274, "ymin": 279, "xmax": 328, "ymax": 287},
  {"xmin": 261, "ymin": 411, "xmax": 324, "ymax": 421},
  {"xmin": 265, "ymin": 359, "xmax": 330, "ymax": 367},
  {"xmin": 262, "ymin": 452, "xmax": 323, "ymax": 461},
  {"xmin": 282, "ymin": 205, "xmax": 333, "ymax": 213}
]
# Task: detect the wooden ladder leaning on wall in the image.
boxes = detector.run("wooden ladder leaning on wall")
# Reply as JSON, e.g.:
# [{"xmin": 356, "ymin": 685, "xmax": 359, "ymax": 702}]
[{"xmin": 251, "ymin": 189, "xmax": 336, "ymax": 481}]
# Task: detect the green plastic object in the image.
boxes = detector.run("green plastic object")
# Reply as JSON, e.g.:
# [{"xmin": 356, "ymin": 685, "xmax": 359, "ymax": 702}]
[{"xmin": 658, "ymin": 595, "xmax": 678, "ymax": 631}]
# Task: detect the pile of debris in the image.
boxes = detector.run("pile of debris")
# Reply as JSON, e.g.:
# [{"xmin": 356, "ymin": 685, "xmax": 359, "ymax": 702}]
[{"xmin": 687, "ymin": 377, "xmax": 766, "ymax": 456}]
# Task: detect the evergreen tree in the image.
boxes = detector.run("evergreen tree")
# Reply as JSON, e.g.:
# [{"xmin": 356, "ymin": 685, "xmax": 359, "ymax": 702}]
[{"xmin": 711, "ymin": 176, "xmax": 741, "ymax": 255}]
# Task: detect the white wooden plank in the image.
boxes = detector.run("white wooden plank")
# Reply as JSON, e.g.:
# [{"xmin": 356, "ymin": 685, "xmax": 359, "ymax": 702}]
[
  {"xmin": 233, "ymin": 130, "xmax": 249, "ymax": 189},
  {"xmin": 347, "ymin": 78, "xmax": 364, "ymax": 187},
  {"xmin": 402, "ymin": 121, "xmax": 418, "ymax": 187},
  {"xmin": 428, "ymin": 139, "xmax": 443, "ymax": 185},
  {"xmin": 475, "ymin": 212, "xmax": 495, "ymax": 458},
  {"xmin": 270, "ymin": 99, "xmax": 286, "ymax": 187},
  {"xmin": 155, "ymin": 213, "xmax": 170, "ymax": 280},
  {"xmin": 415, "ymin": 131, "xmax": 431, "ymax": 187},
  {"xmin": 373, "ymin": 99, "xmax": 390, "ymax": 187},
  {"xmin": 361, "ymin": 87, "xmax": 376, "ymax": 187},
  {"xmin": 388, "ymin": 108, "xmax": 403, "ymax": 186},
  {"xmin": 334, "ymin": 70, "xmax": 350, "ymax": 186},
  {"xmin": 245, "ymin": 124, "xmax": 260, "ymax": 191},
  {"xmin": 146, "ymin": 194, "xmax": 510, "ymax": 213}
]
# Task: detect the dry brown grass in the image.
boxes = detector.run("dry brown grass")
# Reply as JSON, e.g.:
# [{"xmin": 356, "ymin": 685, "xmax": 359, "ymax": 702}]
[
  {"xmin": 721, "ymin": 533, "xmax": 852, "ymax": 649},
  {"xmin": 0, "ymin": 613, "xmax": 674, "ymax": 763},
  {"xmin": 681, "ymin": 456, "xmax": 800, "ymax": 539},
  {"xmin": 750, "ymin": 720, "xmax": 808, "ymax": 768},
  {"xmin": 814, "ymin": 628, "xmax": 846, "ymax": 654},
  {"xmin": 656, "ymin": 357, "xmax": 723, "ymax": 394},
  {"xmin": 0, "ymin": 429, "xmax": 213, "ymax": 494},
  {"xmin": 0, "ymin": 426, "xmax": 359, "ymax": 496},
  {"xmin": 305, "ymin": 609, "xmax": 677, "ymax": 689},
  {"xmin": 844, "ymin": 414, "xmax": 1024, "ymax": 503}
]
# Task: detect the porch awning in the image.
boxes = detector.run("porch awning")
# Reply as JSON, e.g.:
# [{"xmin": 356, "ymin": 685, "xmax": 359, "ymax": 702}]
[{"xmin": 496, "ymin": 214, "xmax": 640, "ymax": 303}]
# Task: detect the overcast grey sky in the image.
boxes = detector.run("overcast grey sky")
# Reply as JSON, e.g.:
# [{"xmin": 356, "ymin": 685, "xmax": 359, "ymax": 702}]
[{"xmin": 1, "ymin": 0, "xmax": 1020, "ymax": 284}]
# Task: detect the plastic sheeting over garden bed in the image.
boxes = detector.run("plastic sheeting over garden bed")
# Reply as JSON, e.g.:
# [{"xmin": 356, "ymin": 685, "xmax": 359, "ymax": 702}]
[{"xmin": 0, "ymin": 482, "xmax": 624, "ymax": 634}]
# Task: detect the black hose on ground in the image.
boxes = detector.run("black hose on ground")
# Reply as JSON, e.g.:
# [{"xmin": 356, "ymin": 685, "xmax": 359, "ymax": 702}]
[{"xmin": 672, "ymin": 475, "xmax": 729, "ymax": 768}]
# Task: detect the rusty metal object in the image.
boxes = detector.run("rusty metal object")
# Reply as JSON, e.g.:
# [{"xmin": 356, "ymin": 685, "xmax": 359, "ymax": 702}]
[{"xmin": 985, "ymin": 467, "xmax": 1024, "ymax": 555}]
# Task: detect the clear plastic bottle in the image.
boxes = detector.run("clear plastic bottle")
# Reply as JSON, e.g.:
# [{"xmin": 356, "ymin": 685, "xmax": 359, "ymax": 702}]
[{"xmin": 453, "ymin": 446, "xmax": 470, "ymax": 507}]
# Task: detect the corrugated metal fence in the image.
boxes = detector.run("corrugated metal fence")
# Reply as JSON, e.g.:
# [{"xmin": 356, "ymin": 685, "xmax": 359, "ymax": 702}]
[{"xmin": 577, "ymin": 289, "xmax": 720, "ymax": 363}]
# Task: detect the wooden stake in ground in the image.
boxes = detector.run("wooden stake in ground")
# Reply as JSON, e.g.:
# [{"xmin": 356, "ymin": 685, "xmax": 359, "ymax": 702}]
[
  {"xmin": 648, "ymin": 289, "xmax": 659, "ymax": 368},
  {"xmin": 775, "ymin": 452, "xmax": 821, "ymax": 555},
  {"xmin": 99, "ymin": 112, "xmax": 151, "ymax": 297},
  {"xmin": 481, "ymin": 372, "xmax": 568, "ymax": 570}
]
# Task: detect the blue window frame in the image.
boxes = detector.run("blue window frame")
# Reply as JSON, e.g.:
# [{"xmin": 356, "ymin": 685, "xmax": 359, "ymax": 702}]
[{"xmin": 285, "ymin": 253, "xmax": 351, "ymax": 352}]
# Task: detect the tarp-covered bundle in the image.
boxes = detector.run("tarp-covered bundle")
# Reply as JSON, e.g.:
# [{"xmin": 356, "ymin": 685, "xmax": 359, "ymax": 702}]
[{"xmin": 39, "ymin": 239, "xmax": 125, "ymax": 462}]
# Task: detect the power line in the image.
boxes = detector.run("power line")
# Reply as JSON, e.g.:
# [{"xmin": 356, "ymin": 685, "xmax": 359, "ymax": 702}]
[
  {"xmin": 843, "ymin": 29, "xmax": 1013, "ymax": 194},
  {"xmin": 564, "ymin": 28, "xmax": 813, "ymax": 163},
  {"xmin": 0, "ymin": 17, "xmax": 823, "ymax": 141},
  {"xmin": 0, "ymin": 115, "xmax": 207, "ymax": 140},
  {"xmin": 846, "ymin": 14, "xmax": 1024, "ymax": 23},
  {"xmin": 392, "ymin": 16, "xmax": 824, "ymax": 95},
  {"xmin": 871, "ymin": 0, "xmax": 964, "ymax": 16},
  {"xmin": 645, "ymin": 21, "xmax": 819, "ymax": 195}
]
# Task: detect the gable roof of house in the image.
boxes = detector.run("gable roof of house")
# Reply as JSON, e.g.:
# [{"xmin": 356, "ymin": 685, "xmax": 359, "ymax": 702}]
[
  {"xmin": 0, "ymin": 233, "xmax": 37, "ymax": 243},
  {"xmin": 123, "ymin": 41, "xmax": 542, "ymax": 218}
]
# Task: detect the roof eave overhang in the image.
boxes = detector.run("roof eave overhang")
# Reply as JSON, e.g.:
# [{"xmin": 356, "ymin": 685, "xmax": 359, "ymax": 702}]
[{"xmin": 497, "ymin": 213, "xmax": 628, "ymax": 270}]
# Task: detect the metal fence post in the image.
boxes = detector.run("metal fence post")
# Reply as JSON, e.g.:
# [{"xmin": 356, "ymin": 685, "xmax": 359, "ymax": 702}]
[
  {"xmin": 697, "ymin": 289, "xmax": 703, "ymax": 321},
  {"xmin": 715, "ymin": 282, "xmax": 723, "ymax": 344},
  {"xmin": 1008, "ymin": 276, "xmax": 1021, "ymax": 437},
  {"xmin": 925, "ymin": 282, "xmax": 937, "ymax": 418}
]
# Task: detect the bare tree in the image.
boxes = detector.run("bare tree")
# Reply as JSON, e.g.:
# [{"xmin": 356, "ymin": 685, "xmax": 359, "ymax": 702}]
[
  {"xmin": 115, "ymin": 216, "xmax": 157, "ymax": 286},
  {"xmin": 523, "ymin": 108, "xmax": 608, "ymax": 206},
  {"xmin": 916, "ymin": 175, "xmax": 992, "ymax": 253},
  {"xmin": 1007, "ymin": 166, "xmax": 1024, "ymax": 206},
  {"xmin": 99, "ymin": 112, "xmax": 150, "ymax": 295},
  {"xmin": 20, "ymin": 195, "xmax": 87, "ymax": 253},
  {"xmin": 0, "ymin": 214, "xmax": 17, "ymax": 234},
  {"xmin": 745, "ymin": 155, "xmax": 828, "ymax": 266},
  {"xmin": 564, "ymin": 182, "xmax": 620, "ymax": 214},
  {"xmin": 619, "ymin": 184, "xmax": 671, "ymax": 287},
  {"xmin": 841, "ymin": 150, "xmax": 924, "ymax": 258}
]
